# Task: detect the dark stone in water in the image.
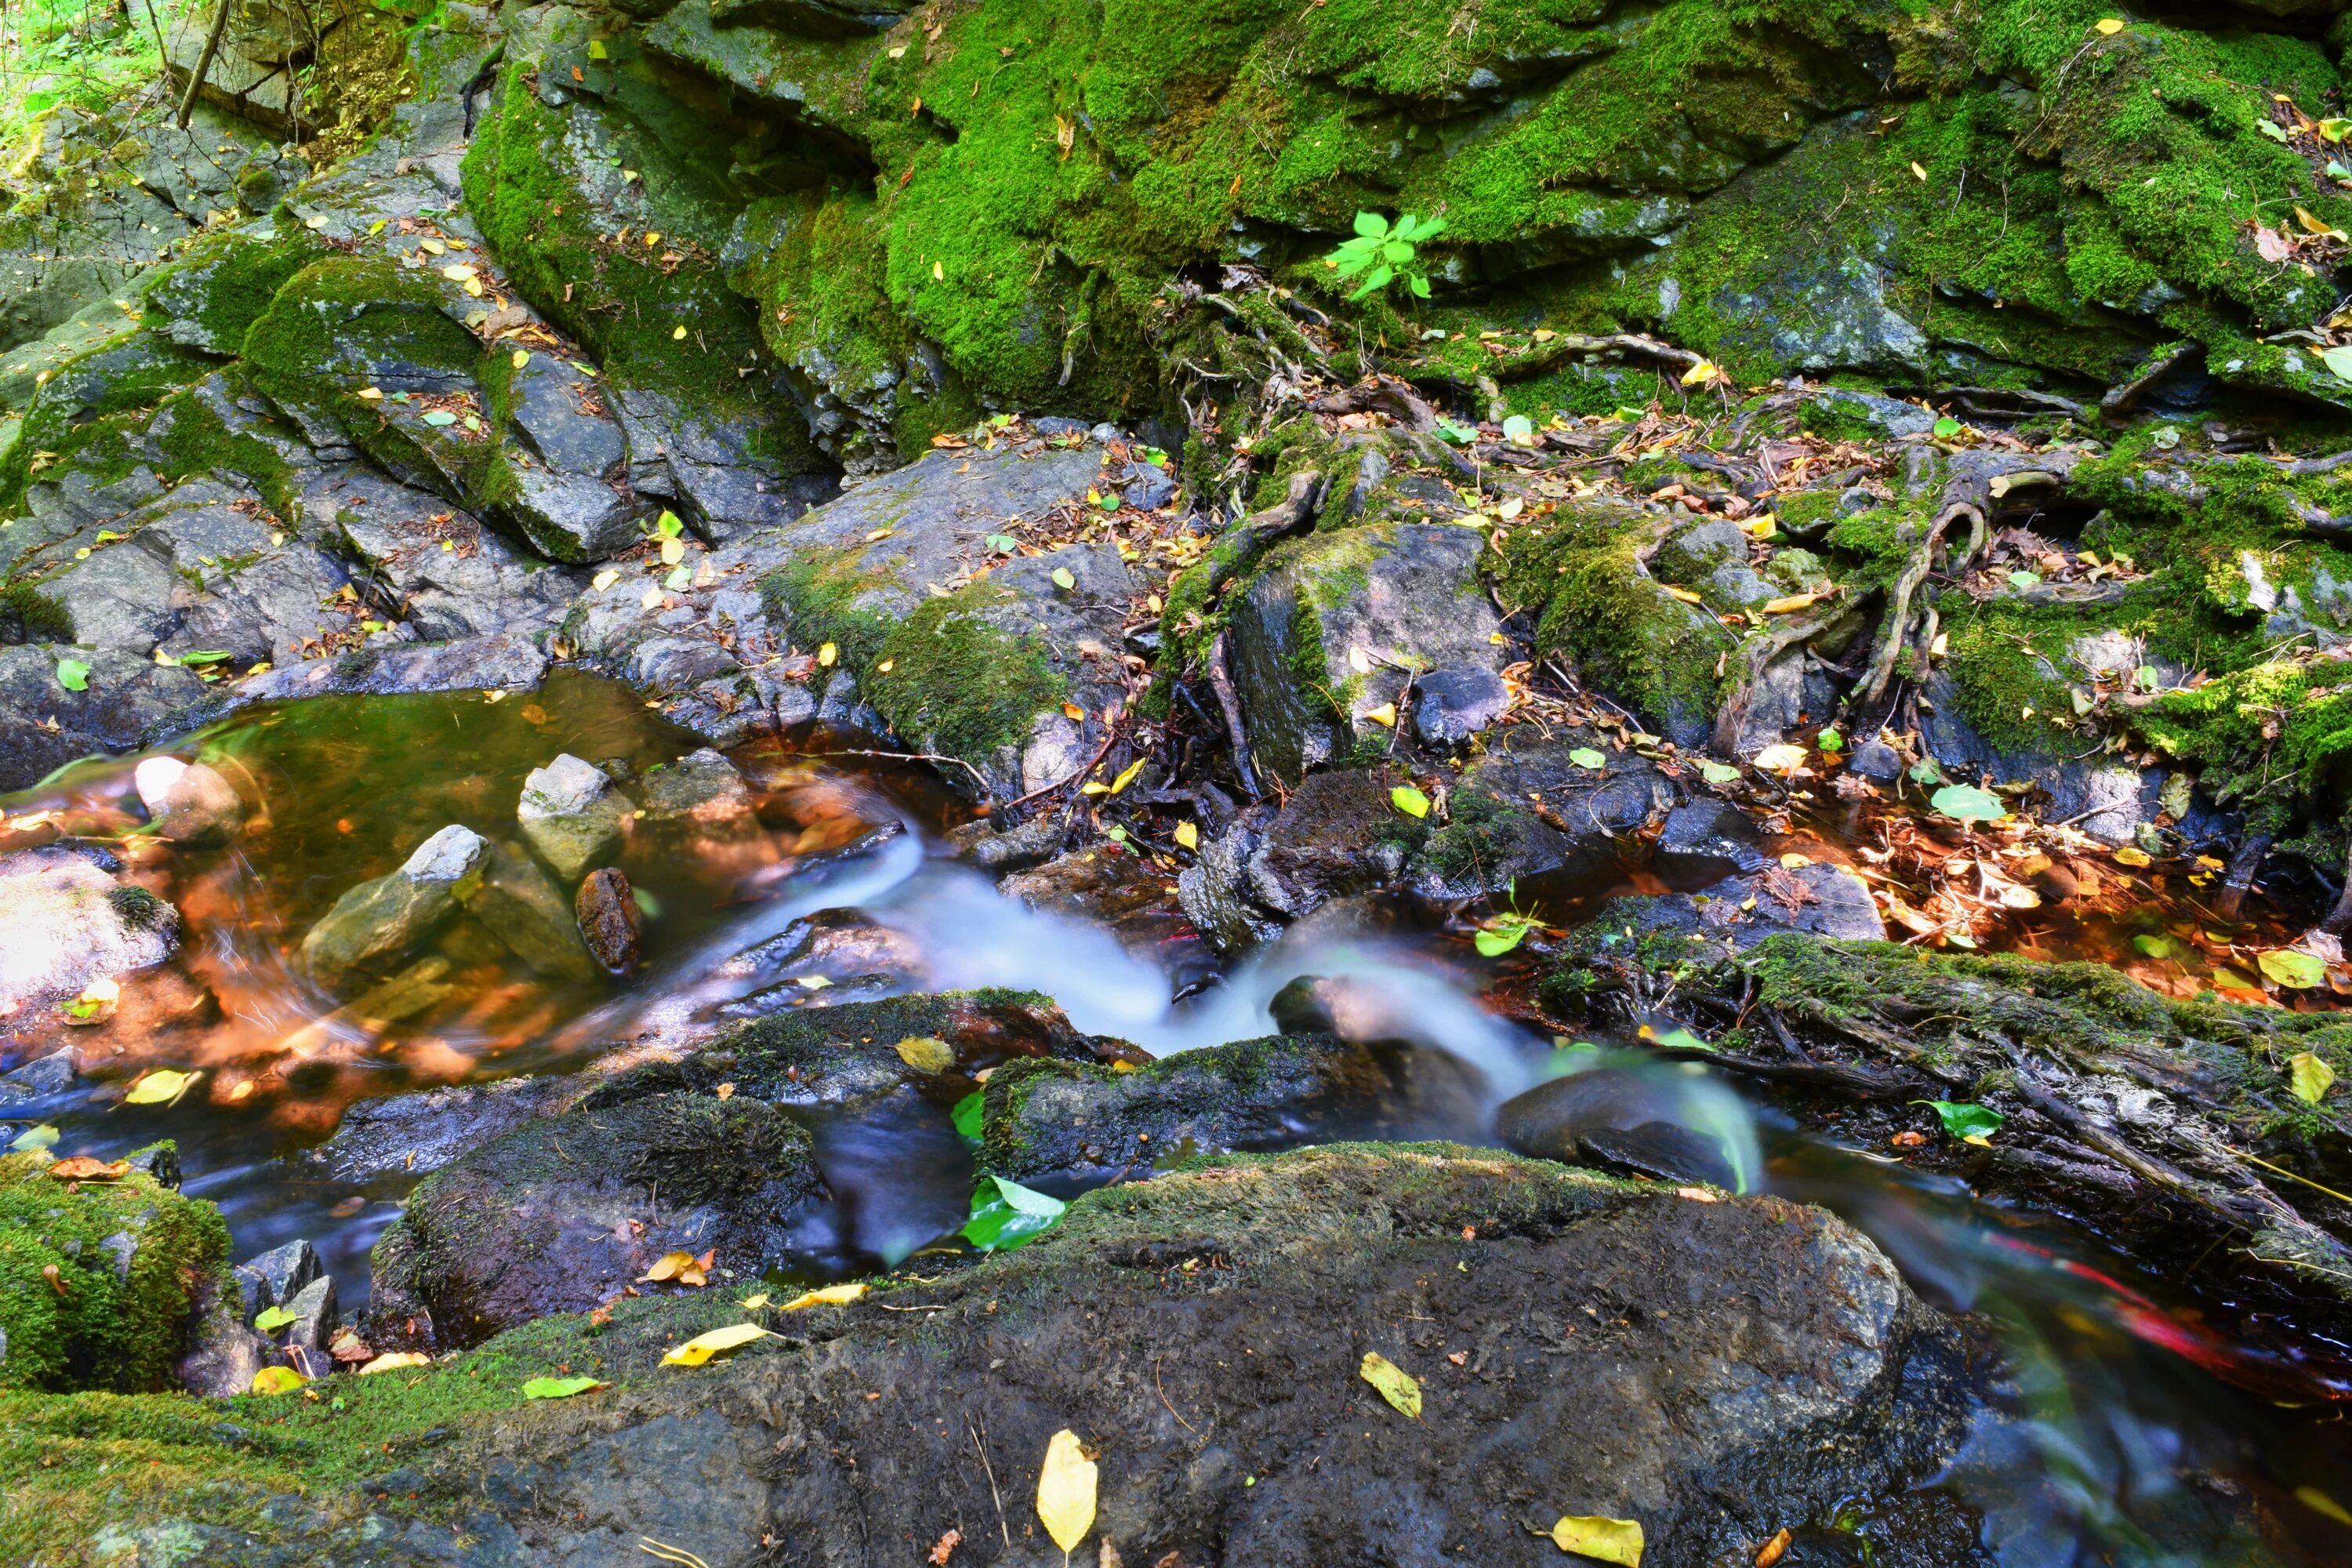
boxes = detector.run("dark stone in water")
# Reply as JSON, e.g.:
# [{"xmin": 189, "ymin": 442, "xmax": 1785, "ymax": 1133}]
[
  {"xmin": 1497, "ymin": 1067, "xmax": 1737, "ymax": 1187},
  {"xmin": 978, "ymin": 1033, "xmax": 1487, "ymax": 1183},
  {"xmin": 301, "ymin": 1075, "xmax": 580, "ymax": 1185},
  {"xmin": 1577, "ymin": 1122, "xmax": 1738, "ymax": 1187},
  {"xmin": 575, "ymin": 866, "xmax": 641, "ymax": 975},
  {"xmin": 1653, "ymin": 798, "xmax": 1771, "ymax": 886}
]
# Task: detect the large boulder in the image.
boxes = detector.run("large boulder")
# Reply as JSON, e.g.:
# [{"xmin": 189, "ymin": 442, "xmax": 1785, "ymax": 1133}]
[
  {"xmin": 0, "ymin": 644, "xmax": 205, "ymax": 792},
  {"xmin": 343, "ymin": 1145, "xmax": 1975, "ymax": 1567}
]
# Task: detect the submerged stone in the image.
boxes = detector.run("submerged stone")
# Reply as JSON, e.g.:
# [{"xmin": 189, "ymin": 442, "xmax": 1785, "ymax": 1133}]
[
  {"xmin": 132, "ymin": 756, "xmax": 242, "ymax": 845},
  {"xmin": 459, "ymin": 839, "xmax": 599, "ymax": 984},
  {"xmin": 299, "ymin": 824, "xmax": 488, "ymax": 988}
]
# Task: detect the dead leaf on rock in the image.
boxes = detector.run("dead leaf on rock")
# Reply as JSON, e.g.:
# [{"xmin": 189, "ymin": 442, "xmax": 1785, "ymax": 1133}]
[
  {"xmin": 1359, "ymin": 1351, "xmax": 1421, "ymax": 1417},
  {"xmin": 47, "ymin": 1156, "xmax": 129, "ymax": 1182}
]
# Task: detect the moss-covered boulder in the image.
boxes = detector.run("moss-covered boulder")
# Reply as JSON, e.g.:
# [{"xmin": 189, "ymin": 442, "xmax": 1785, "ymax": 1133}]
[
  {"xmin": 1546, "ymin": 931, "xmax": 2352, "ymax": 1317},
  {"xmin": 0, "ymin": 1145, "xmax": 230, "ymax": 1393},
  {"xmin": 1410, "ymin": 732, "xmax": 1679, "ymax": 901},
  {"xmin": 1226, "ymin": 520, "xmax": 1507, "ymax": 782}
]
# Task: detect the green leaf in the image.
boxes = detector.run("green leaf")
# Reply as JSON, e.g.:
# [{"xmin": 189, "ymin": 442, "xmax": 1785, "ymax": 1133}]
[
  {"xmin": 1816, "ymin": 727, "xmax": 1843, "ymax": 752},
  {"xmin": 254, "ymin": 1305, "xmax": 298, "ymax": 1332},
  {"xmin": 176, "ymin": 650, "xmax": 232, "ymax": 664},
  {"xmin": 420, "ymin": 409, "xmax": 458, "ymax": 427},
  {"xmin": 1352, "ymin": 210, "xmax": 1388, "ymax": 238},
  {"xmin": 655, "ymin": 510, "xmax": 684, "ymax": 537},
  {"xmin": 1907, "ymin": 758, "xmax": 1944, "ymax": 786},
  {"xmin": 2259, "ymin": 119, "xmax": 2292, "ymax": 141},
  {"xmin": 1501, "ymin": 414, "xmax": 1535, "ymax": 446},
  {"xmin": 1390, "ymin": 783, "xmax": 1431, "ymax": 818},
  {"xmin": 1568, "ymin": 747, "xmax": 1606, "ymax": 770},
  {"xmin": 962, "ymin": 1174, "xmax": 1066, "ymax": 1252},
  {"xmin": 523, "ymin": 1374, "xmax": 605, "ymax": 1399},
  {"xmin": 1475, "ymin": 917, "xmax": 1533, "ymax": 958},
  {"xmin": 1409, "ymin": 274, "xmax": 1431, "ymax": 299},
  {"xmin": 1929, "ymin": 784, "xmax": 2006, "ymax": 824},
  {"xmin": 54, "ymin": 658, "xmax": 89, "ymax": 692},
  {"xmin": 2132, "ymin": 934, "xmax": 2179, "ymax": 960},
  {"xmin": 2007, "ymin": 570, "xmax": 2042, "ymax": 590},
  {"xmin": 8, "ymin": 1126, "xmax": 60, "ymax": 1152},
  {"xmin": 1933, "ymin": 416, "xmax": 1962, "ymax": 439},
  {"xmin": 1912, "ymin": 1099, "xmax": 2003, "ymax": 1142},
  {"xmin": 985, "ymin": 533, "xmax": 1018, "ymax": 553},
  {"xmin": 1435, "ymin": 420, "xmax": 1477, "ymax": 445},
  {"xmin": 2259, "ymin": 949, "xmax": 2328, "ymax": 989},
  {"xmin": 2324, "ymin": 345, "xmax": 2352, "ymax": 383},
  {"xmin": 663, "ymin": 565, "xmax": 691, "ymax": 590},
  {"xmin": 1698, "ymin": 760, "xmax": 1741, "ymax": 786},
  {"xmin": 2288, "ymin": 1051, "xmax": 2336, "ymax": 1104},
  {"xmin": 1051, "ymin": 566, "xmax": 1076, "ymax": 590},
  {"xmin": 951, "ymin": 1090, "xmax": 985, "ymax": 1148}
]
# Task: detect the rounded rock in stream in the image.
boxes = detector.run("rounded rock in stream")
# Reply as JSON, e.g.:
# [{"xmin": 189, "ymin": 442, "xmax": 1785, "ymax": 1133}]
[
  {"xmin": 515, "ymin": 753, "xmax": 628, "ymax": 882},
  {"xmin": 0, "ymin": 846, "xmax": 180, "ymax": 1015},
  {"xmin": 335, "ymin": 1147, "xmax": 1982, "ymax": 1567},
  {"xmin": 298, "ymin": 824, "xmax": 488, "ymax": 989},
  {"xmin": 575, "ymin": 866, "xmax": 641, "ymax": 975},
  {"xmin": 131, "ymin": 756, "xmax": 243, "ymax": 845}
]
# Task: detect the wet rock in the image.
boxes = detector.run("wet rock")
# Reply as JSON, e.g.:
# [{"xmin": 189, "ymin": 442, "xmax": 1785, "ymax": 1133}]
[
  {"xmin": 0, "ymin": 644, "xmax": 205, "ymax": 793},
  {"xmin": 0, "ymin": 847, "xmax": 180, "ymax": 1014},
  {"xmin": 1498, "ymin": 1066, "xmax": 1741, "ymax": 1187},
  {"xmin": 575, "ymin": 866, "xmax": 641, "ymax": 975},
  {"xmin": 233, "ymin": 1239, "xmax": 325, "ymax": 1322},
  {"xmin": 299, "ymin": 824, "xmax": 488, "ymax": 988},
  {"xmin": 1176, "ymin": 818, "xmax": 1287, "ymax": 956},
  {"xmin": 1918, "ymin": 668, "xmax": 2162, "ymax": 848},
  {"xmin": 176, "ymin": 1274, "xmax": 274, "ymax": 1399},
  {"xmin": 940, "ymin": 810, "xmax": 1065, "ymax": 873},
  {"xmin": 637, "ymin": 747, "xmax": 756, "ymax": 838},
  {"xmin": 1245, "ymin": 768, "xmax": 1414, "ymax": 918},
  {"xmin": 0, "ymin": 1048, "xmax": 77, "ymax": 1102},
  {"xmin": 356, "ymin": 1145, "xmax": 1976, "ymax": 1566},
  {"xmin": 301, "ymin": 1076, "xmax": 582, "ymax": 1185},
  {"xmin": 132, "ymin": 756, "xmax": 243, "ymax": 845},
  {"xmin": 516, "ymin": 753, "xmax": 627, "ymax": 880},
  {"xmin": 1847, "ymin": 739, "xmax": 1905, "ymax": 782},
  {"xmin": 1653, "ymin": 798, "xmax": 1771, "ymax": 886},
  {"xmin": 230, "ymin": 633, "xmax": 550, "ymax": 706},
  {"xmin": 1227, "ymin": 521, "xmax": 1506, "ymax": 782},
  {"xmin": 306, "ymin": 465, "xmax": 587, "ymax": 641},
  {"xmin": 1412, "ymin": 735, "xmax": 1678, "ymax": 901},
  {"xmin": 711, "ymin": 910, "xmax": 927, "ymax": 1014},
  {"xmin": 1412, "ymin": 664, "xmax": 1511, "ymax": 746},
  {"xmin": 367, "ymin": 1091, "xmax": 827, "ymax": 1346},
  {"xmin": 619, "ymin": 990, "xmax": 1113, "ymax": 1109},
  {"xmin": 1601, "ymin": 862, "xmax": 1885, "ymax": 947},
  {"xmin": 980, "ymin": 1034, "xmax": 1489, "ymax": 1183},
  {"xmin": 274, "ymin": 1275, "xmax": 339, "ymax": 1356},
  {"xmin": 459, "ymin": 840, "xmax": 599, "ymax": 984},
  {"xmin": 0, "ymin": 1147, "xmax": 229, "ymax": 1392}
]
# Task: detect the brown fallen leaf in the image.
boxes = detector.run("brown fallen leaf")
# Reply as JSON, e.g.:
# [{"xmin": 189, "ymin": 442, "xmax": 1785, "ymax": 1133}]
[
  {"xmin": 638, "ymin": 1251, "xmax": 696, "ymax": 1283},
  {"xmin": 42, "ymin": 1263, "xmax": 66, "ymax": 1294},
  {"xmin": 48, "ymin": 1156, "xmax": 129, "ymax": 1182},
  {"xmin": 1756, "ymin": 1527, "xmax": 1794, "ymax": 1568},
  {"xmin": 929, "ymin": 1529, "xmax": 962, "ymax": 1564}
]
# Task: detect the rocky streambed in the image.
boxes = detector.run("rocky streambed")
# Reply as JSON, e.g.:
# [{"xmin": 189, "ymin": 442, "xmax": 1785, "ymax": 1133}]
[{"xmin": 9, "ymin": 0, "xmax": 2352, "ymax": 1561}]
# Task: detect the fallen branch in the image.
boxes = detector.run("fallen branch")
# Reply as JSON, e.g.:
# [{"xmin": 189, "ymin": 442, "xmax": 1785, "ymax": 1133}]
[
  {"xmin": 1207, "ymin": 630, "xmax": 1261, "ymax": 798},
  {"xmin": 176, "ymin": 0, "xmax": 234, "ymax": 129}
]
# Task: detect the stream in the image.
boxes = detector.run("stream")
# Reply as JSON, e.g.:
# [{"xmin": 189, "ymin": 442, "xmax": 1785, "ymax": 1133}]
[{"xmin": 2, "ymin": 673, "xmax": 2349, "ymax": 1566}]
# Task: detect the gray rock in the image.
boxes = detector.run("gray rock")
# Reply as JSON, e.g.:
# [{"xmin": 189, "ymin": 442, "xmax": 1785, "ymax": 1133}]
[
  {"xmin": 0, "ymin": 644, "xmax": 205, "ymax": 793},
  {"xmin": 132, "ymin": 756, "xmax": 242, "ymax": 844},
  {"xmin": 1411, "ymin": 664, "xmax": 1510, "ymax": 745},
  {"xmin": 1228, "ymin": 522, "xmax": 1505, "ymax": 782},
  {"xmin": 1603, "ymin": 862, "xmax": 1886, "ymax": 949},
  {"xmin": 637, "ymin": 747, "xmax": 756, "ymax": 837},
  {"xmin": 459, "ymin": 840, "xmax": 598, "ymax": 983},
  {"xmin": 299, "ymin": 824, "xmax": 488, "ymax": 988},
  {"xmin": 1411, "ymin": 736, "xmax": 1678, "ymax": 901},
  {"xmin": 176, "ymin": 1276, "xmax": 274, "ymax": 1399},
  {"xmin": 1118, "ymin": 458, "xmax": 1178, "ymax": 510},
  {"xmin": 1653, "ymin": 799, "xmax": 1770, "ymax": 886},
  {"xmin": 276, "ymin": 1275, "xmax": 339, "ymax": 1354},
  {"xmin": 305, "ymin": 466, "xmax": 587, "ymax": 641},
  {"xmin": 0, "ymin": 848, "xmax": 179, "ymax": 1014},
  {"xmin": 1244, "ymin": 769, "xmax": 1412, "ymax": 920},
  {"xmin": 234, "ymin": 1239, "xmax": 325, "ymax": 1321},
  {"xmin": 1847, "ymin": 739, "xmax": 1905, "ymax": 782},
  {"xmin": 0, "ymin": 1048, "xmax": 76, "ymax": 1102},
  {"xmin": 230, "ymin": 634, "xmax": 550, "ymax": 707},
  {"xmin": 301, "ymin": 1074, "xmax": 582, "ymax": 1184},
  {"xmin": 942, "ymin": 811, "xmax": 1065, "ymax": 873},
  {"xmin": 1178, "ymin": 821, "xmax": 1286, "ymax": 956},
  {"xmin": 516, "ymin": 753, "xmax": 627, "ymax": 880}
]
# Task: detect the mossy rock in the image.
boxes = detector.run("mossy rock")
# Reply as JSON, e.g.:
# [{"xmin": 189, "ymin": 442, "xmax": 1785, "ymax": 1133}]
[
  {"xmin": 140, "ymin": 219, "xmax": 335, "ymax": 358},
  {"xmin": 0, "ymin": 329, "xmax": 212, "ymax": 515},
  {"xmin": 0, "ymin": 1145, "xmax": 230, "ymax": 1393}
]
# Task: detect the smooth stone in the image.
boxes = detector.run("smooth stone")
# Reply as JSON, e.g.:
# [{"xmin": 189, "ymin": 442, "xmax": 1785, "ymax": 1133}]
[
  {"xmin": 1653, "ymin": 799, "xmax": 1771, "ymax": 886},
  {"xmin": 517, "ymin": 753, "xmax": 627, "ymax": 880},
  {"xmin": 576, "ymin": 866, "xmax": 641, "ymax": 975},
  {"xmin": 132, "ymin": 756, "xmax": 243, "ymax": 844},
  {"xmin": 460, "ymin": 840, "xmax": 598, "ymax": 983},
  {"xmin": 637, "ymin": 747, "xmax": 757, "ymax": 836},
  {"xmin": 299, "ymin": 825, "xmax": 488, "ymax": 987},
  {"xmin": 1412, "ymin": 664, "xmax": 1511, "ymax": 745}
]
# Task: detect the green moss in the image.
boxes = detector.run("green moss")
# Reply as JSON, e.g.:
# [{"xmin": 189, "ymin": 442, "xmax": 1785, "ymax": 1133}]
[
  {"xmin": 2, "ymin": 580, "xmax": 72, "ymax": 641},
  {"xmin": 2139, "ymin": 662, "xmax": 2352, "ymax": 829},
  {"xmin": 0, "ymin": 332, "xmax": 210, "ymax": 513},
  {"xmin": 0, "ymin": 1149, "xmax": 229, "ymax": 1394},
  {"xmin": 1491, "ymin": 498, "xmax": 1733, "ymax": 739},
  {"xmin": 140, "ymin": 220, "xmax": 334, "ymax": 356},
  {"xmin": 150, "ymin": 381, "xmax": 294, "ymax": 513}
]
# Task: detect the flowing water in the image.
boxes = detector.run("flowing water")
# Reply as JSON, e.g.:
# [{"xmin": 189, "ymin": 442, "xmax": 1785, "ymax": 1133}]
[{"xmin": 2, "ymin": 672, "xmax": 2347, "ymax": 1566}]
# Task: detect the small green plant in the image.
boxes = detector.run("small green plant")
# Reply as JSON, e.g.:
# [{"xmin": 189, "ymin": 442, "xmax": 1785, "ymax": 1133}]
[{"xmin": 1326, "ymin": 211, "xmax": 1446, "ymax": 301}]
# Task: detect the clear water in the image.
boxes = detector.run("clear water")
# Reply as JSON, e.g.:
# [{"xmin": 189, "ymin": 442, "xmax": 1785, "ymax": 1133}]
[{"xmin": 1, "ymin": 673, "xmax": 2347, "ymax": 1565}]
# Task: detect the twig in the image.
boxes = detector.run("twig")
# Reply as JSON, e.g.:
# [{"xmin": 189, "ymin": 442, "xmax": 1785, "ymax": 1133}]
[
  {"xmin": 1206, "ymin": 632, "xmax": 1261, "ymax": 797},
  {"xmin": 969, "ymin": 1417, "xmax": 1011, "ymax": 1549},
  {"xmin": 1000, "ymin": 731, "xmax": 1119, "ymax": 813},
  {"xmin": 817, "ymin": 746, "xmax": 992, "ymax": 793},
  {"xmin": 637, "ymin": 1539, "xmax": 713, "ymax": 1568},
  {"xmin": 1154, "ymin": 1356, "xmax": 1199, "ymax": 1435},
  {"xmin": 175, "ymin": 0, "xmax": 232, "ymax": 128}
]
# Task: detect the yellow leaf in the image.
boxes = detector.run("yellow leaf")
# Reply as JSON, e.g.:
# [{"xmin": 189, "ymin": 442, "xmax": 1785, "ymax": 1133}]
[
  {"xmin": 356, "ymin": 386, "xmax": 383, "ymax": 401},
  {"xmin": 1109, "ymin": 758, "xmax": 1146, "ymax": 793},
  {"xmin": 818, "ymin": 641, "xmax": 838, "ymax": 667},
  {"xmin": 2288, "ymin": 1050, "xmax": 2336, "ymax": 1104},
  {"xmin": 441, "ymin": 263, "xmax": 476, "ymax": 282},
  {"xmin": 1081, "ymin": 781, "xmax": 1111, "ymax": 796},
  {"xmin": 123, "ymin": 1069, "xmax": 201, "ymax": 1106},
  {"xmin": 1910, "ymin": 161, "xmax": 1929, "ymax": 180},
  {"xmin": 895, "ymin": 1036, "xmax": 956, "ymax": 1072},
  {"xmin": 660, "ymin": 537, "xmax": 685, "ymax": 566},
  {"xmin": 1358, "ymin": 1351, "xmax": 1421, "ymax": 1417},
  {"xmin": 639, "ymin": 1251, "xmax": 697, "ymax": 1283},
  {"xmin": 251, "ymin": 1366, "xmax": 305, "ymax": 1394},
  {"xmin": 1778, "ymin": 852, "xmax": 1811, "ymax": 869},
  {"xmin": 511, "ymin": 349, "xmax": 531, "ymax": 369},
  {"xmin": 1679, "ymin": 359, "xmax": 1719, "ymax": 387},
  {"xmin": 779, "ymin": 1282, "xmax": 868, "ymax": 1310},
  {"xmin": 1365, "ymin": 702, "xmax": 1397, "ymax": 728},
  {"xmin": 358, "ymin": 1351, "xmax": 431, "ymax": 1376},
  {"xmin": 1036, "ymin": 1429, "xmax": 1098, "ymax": 1556},
  {"xmin": 1664, "ymin": 585, "xmax": 1705, "ymax": 604},
  {"xmin": 1761, "ymin": 593, "xmax": 1820, "ymax": 615},
  {"xmin": 1174, "ymin": 821, "xmax": 1200, "ymax": 850},
  {"xmin": 2113, "ymin": 845, "xmax": 2151, "ymax": 868},
  {"xmin": 2094, "ymin": 16, "xmax": 2124, "ymax": 34},
  {"xmin": 740, "ymin": 1293, "xmax": 771, "ymax": 1311},
  {"xmin": 673, "ymin": 325, "xmax": 688, "ymax": 340},
  {"xmin": 662, "ymin": 1322, "xmax": 776, "ymax": 1366},
  {"xmin": 1551, "ymin": 1515, "xmax": 1644, "ymax": 1566},
  {"xmin": 933, "ymin": 260, "xmax": 946, "ymax": 281},
  {"xmin": 591, "ymin": 568, "xmax": 621, "ymax": 591}
]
